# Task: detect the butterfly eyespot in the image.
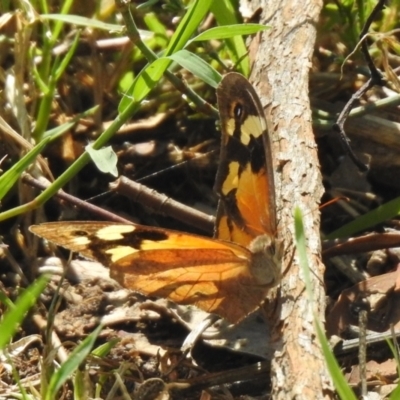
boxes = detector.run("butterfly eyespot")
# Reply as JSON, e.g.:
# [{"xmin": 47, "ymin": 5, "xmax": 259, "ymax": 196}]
[
  {"xmin": 233, "ymin": 102, "xmax": 245, "ymax": 120},
  {"xmin": 72, "ymin": 230, "xmax": 90, "ymax": 237}
]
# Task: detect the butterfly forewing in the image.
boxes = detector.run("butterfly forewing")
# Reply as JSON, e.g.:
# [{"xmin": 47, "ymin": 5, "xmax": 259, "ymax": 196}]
[{"xmin": 215, "ymin": 73, "xmax": 276, "ymax": 246}]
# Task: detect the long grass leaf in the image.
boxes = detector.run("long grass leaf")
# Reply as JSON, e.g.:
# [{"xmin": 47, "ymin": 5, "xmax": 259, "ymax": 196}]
[
  {"xmin": 45, "ymin": 325, "xmax": 103, "ymax": 400},
  {"xmin": 0, "ymin": 275, "xmax": 50, "ymax": 350},
  {"xmin": 294, "ymin": 208, "xmax": 357, "ymax": 400},
  {"xmin": 0, "ymin": 138, "xmax": 50, "ymax": 201}
]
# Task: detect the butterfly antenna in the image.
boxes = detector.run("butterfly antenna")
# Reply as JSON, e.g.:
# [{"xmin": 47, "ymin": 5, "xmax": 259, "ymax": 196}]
[
  {"xmin": 84, "ymin": 190, "xmax": 113, "ymax": 203},
  {"xmin": 137, "ymin": 150, "xmax": 217, "ymax": 182}
]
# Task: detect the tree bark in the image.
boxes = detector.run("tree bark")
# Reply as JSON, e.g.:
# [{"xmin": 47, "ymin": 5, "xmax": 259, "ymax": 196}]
[{"xmin": 242, "ymin": 0, "xmax": 332, "ymax": 398}]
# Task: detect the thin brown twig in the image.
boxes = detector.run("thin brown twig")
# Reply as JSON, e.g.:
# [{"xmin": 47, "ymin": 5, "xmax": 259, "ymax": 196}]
[
  {"xmin": 110, "ymin": 176, "xmax": 215, "ymax": 234},
  {"xmin": 23, "ymin": 173, "xmax": 215, "ymax": 234},
  {"xmin": 333, "ymin": 0, "xmax": 387, "ymax": 172},
  {"xmin": 22, "ymin": 173, "xmax": 133, "ymax": 224}
]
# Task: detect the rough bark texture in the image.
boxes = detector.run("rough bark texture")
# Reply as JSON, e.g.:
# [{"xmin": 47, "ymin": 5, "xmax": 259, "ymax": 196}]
[{"xmin": 241, "ymin": 0, "xmax": 332, "ymax": 398}]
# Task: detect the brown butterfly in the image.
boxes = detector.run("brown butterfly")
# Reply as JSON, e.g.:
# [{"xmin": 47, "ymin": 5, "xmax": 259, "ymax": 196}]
[{"xmin": 30, "ymin": 73, "xmax": 282, "ymax": 324}]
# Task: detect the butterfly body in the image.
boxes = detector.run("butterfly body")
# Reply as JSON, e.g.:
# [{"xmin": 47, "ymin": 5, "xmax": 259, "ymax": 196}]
[{"xmin": 30, "ymin": 73, "xmax": 282, "ymax": 324}]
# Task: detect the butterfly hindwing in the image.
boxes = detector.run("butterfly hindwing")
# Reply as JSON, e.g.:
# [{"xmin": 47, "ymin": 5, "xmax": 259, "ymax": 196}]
[{"xmin": 30, "ymin": 221, "xmax": 272, "ymax": 323}]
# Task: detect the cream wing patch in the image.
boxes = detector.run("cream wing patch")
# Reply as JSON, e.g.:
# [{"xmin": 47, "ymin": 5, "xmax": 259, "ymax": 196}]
[
  {"xmin": 96, "ymin": 225, "xmax": 136, "ymax": 240},
  {"xmin": 106, "ymin": 245, "xmax": 138, "ymax": 262}
]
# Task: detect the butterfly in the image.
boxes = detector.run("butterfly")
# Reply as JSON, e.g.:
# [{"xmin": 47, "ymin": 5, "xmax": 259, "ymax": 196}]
[{"xmin": 30, "ymin": 73, "xmax": 282, "ymax": 324}]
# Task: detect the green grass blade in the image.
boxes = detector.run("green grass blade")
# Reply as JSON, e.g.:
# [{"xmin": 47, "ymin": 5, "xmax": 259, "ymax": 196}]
[
  {"xmin": 168, "ymin": 50, "xmax": 221, "ymax": 87},
  {"xmin": 120, "ymin": 0, "xmax": 212, "ymax": 112},
  {"xmin": 136, "ymin": 0, "xmax": 159, "ymax": 10},
  {"xmin": 0, "ymin": 275, "xmax": 50, "ymax": 350},
  {"xmin": 41, "ymin": 106, "xmax": 99, "ymax": 141},
  {"xmin": 210, "ymin": 0, "xmax": 250, "ymax": 75},
  {"xmin": 54, "ymin": 31, "xmax": 80, "ymax": 81},
  {"xmin": 293, "ymin": 208, "xmax": 314, "ymax": 302},
  {"xmin": 385, "ymin": 338, "xmax": 400, "ymax": 399},
  {"xmin": 327, "ymin": 196, "xmax": 400, "ymax": 239},
  {"xmin": 41, "ymin": 14, "xmax": 124, "ymax": 34},
  {"xmin": 49, "ymin": 0, "xmax": 74, "ymax": 46},
  {"xmin": 0, "ymin": 289, "xmax": 15, "ymax": 310},
  {"xmin": 190, "ymin": 24, "xmax": 269, "ymax": 42},
  {"xmin": 74, "ymin": 368, "xmax": 90, "ymax": 400},
  {"xmin": 119, "ymin": 57, "xmax": 170, "ymax": 112},
  {"xmin": 314, "ymin": 320, "xmax": 358, "ymax": 400},
  {"xmin": 294, "ymin": 208, "xmax": 357, "ymax": 400},
  {"xmin": 143, "ymin": 12, "xmax": 168, "ymax": 46},
  {"xmin": 10, "ymin": 358, "xmax": 30, "ymax": 400},
  {"xmin": 386, "ymin": 337, "xmax": 400, "ymax": 373},
  {"xmin": 165, "ymin": 0, "xmax": 212, "ymax": 57},
  {"xmin": 91, "ymin": 339, "xmax": 119, "ymax": 358},
  {"xmin": 45, "ymin": 325, "xmax": 103, "ymax": 400},
  {"xmin": 0, "ymin": 137, "xmax": 50, "ymax": 201},
  {"xmin": 389, "ymin": 383, "xmax": 400, "ymax": 399}
]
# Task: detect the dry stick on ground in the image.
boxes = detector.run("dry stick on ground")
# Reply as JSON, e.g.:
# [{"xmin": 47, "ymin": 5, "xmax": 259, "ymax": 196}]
[
  {"xmin": 245, "ymin": 0, "xmax": 329, "ymax": 398},
  {"xmin": 110, "ymin": 176, "xmax": 214, "ymax": 234}
]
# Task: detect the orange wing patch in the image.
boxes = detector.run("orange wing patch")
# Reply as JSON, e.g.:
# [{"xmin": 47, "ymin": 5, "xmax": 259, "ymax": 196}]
[
  {"xmin": 30, "ymin": 221, "xmax": 278, "ymax": 324},
  {"xmin": 30, "ymin": 73, "xmax": 282, "ymax": 324}
]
